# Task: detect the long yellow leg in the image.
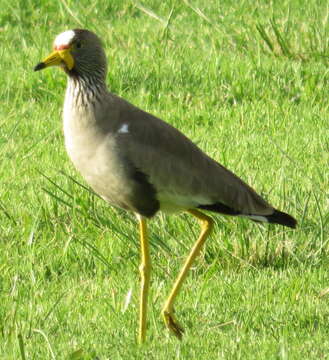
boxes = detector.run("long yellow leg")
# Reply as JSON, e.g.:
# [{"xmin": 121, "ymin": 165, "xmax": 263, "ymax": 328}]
[
  {"xmin": 162, "ymin": 209, "xmax": 214, "ymax": 339},
  {"xmin": 137, "ymin": 215, "xmax": 151, "ymax": 344}
]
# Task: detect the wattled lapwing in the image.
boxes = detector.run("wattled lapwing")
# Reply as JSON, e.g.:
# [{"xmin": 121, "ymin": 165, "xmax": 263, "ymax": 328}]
[{"xmin": 35, "ymin": 29, "xmax": 297, "ymax": 343}]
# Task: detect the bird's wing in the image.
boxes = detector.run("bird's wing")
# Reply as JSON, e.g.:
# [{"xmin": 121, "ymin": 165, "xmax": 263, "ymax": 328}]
[{"xmin": 108, "ymin": 94, "xmax": 273, "ymax": 215}]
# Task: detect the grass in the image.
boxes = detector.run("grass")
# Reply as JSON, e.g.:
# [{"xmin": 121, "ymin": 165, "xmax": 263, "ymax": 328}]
[{"xmin": 0, "ymin": 0, "xmax": 328, "ymax": 358}]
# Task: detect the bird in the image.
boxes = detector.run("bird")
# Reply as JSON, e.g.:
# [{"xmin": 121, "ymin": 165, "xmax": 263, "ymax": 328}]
[{"xmin": 34, "ymin": 29, "xmax": 297, "ymax": 343}]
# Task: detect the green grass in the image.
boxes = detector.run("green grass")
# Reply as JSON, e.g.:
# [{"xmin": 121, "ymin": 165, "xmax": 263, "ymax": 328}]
[{"xmin": 1, "ymin": 0, "xmax": 328, "ymax": 358}]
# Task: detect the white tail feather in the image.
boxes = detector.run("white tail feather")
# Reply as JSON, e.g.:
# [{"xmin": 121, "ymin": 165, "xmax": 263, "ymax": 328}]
[{"xmin": 243, "ymin": 215, "xmax": 269, "ymax": 223}]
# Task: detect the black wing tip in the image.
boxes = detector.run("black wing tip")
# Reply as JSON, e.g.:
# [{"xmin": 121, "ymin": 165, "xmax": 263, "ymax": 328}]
[
  {"xmin": 198, "ymin": 203, "xmax": 240, "ymax": 216},
  {"xmin": 266, "ymin": 209, "xmax": 297, "ymax": 229}
]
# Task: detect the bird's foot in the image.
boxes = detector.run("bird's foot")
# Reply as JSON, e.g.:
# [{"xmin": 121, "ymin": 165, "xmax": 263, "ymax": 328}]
[{"xmin": 161, "ymin": 309, "xmax": 185, "ymax": 339}]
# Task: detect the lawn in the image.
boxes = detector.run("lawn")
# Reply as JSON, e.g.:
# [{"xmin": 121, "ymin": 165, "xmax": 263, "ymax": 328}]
[{"xmin": 1, "ymin": 0, "xmax": 328, "ymax": 358}]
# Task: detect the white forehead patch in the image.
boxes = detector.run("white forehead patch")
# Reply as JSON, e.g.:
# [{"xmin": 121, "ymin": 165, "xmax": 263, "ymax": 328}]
[{"xmin": 54, "ymin": 30, "xmax": 75, "ymax": 47}]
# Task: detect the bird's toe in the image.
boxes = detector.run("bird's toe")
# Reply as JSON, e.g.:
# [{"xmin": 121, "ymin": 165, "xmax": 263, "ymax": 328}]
[{"xmin": 162, "ymin": 309, "xmax": 185, "ymax": 340}]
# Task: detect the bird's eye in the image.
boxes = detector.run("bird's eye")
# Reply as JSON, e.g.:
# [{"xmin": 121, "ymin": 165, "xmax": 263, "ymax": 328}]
[{"xmin": 76, "ymin": 41, "xmax": 82, "ymax": 49}]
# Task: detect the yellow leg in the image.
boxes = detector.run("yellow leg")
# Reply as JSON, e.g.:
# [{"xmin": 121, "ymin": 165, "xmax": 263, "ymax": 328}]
[
  {"xmin": 137, "ymin": 215, "xmax": 151, "ymax": 344},
  {"xmin": 162, "ymin": 209, "xmax": 214, "ymax": 339}
]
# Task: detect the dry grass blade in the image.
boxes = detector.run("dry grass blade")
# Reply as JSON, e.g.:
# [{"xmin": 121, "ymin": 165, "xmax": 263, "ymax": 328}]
[{"xmin": 134, "ymin": 2, "xmax": 167, "ymax": 25}]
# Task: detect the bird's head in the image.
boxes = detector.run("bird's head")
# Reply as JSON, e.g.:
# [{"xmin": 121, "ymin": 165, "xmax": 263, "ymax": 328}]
[{"xmin": 34, "ymin": 29, "xmax": 107, "ymax": 80}]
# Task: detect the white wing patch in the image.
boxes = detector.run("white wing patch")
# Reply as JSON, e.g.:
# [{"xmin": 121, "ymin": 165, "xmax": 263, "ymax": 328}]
[
  {"xmin": 244, "ymin": 215, "xmax": 268, "ymax": 223},
  {"xmin": 118, "ymin": 123, "xmax": 129, "ymax": 134},
  {"xmin": 54, "ymin": 30, "xmax": 75, "ymax": 47}
]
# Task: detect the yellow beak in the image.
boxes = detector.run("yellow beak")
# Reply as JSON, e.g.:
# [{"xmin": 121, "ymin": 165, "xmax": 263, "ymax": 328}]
[{"xmin": 34, "ymin": 48, "xmax": 74, "ymax": 71}]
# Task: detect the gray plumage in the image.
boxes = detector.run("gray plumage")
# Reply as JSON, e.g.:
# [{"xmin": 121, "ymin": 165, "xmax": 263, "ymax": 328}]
[{"xmin": 35, "ymin": 29, "xmax": 296, "ymax": 228}]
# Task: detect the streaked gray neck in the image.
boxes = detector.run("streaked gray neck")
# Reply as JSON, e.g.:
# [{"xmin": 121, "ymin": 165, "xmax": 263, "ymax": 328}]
[{"xmin": 66, "ymin": 73, "xmax": 107, "ymax": 108}]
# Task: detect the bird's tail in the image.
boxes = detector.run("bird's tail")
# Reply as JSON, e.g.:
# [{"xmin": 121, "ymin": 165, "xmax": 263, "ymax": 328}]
[
  {"xmin": 264, "ymin": 209, "xmax": 297, "ymax": 228},
  {"xmin": 198, "ymin": 202, "xmax": 297, "ymax": 229},
  {"xmin": 246, "ymin": 209, "xmax": 297, "ymax": 229}
]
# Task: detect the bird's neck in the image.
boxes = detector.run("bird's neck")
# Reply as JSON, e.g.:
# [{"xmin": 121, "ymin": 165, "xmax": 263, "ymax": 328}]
[
  {"xmin": 66, "ymin": 74, "xmax": 107, "ymax": 109},
  {"xmin": 64, "ymin": 75, "xmax": 108, "ymax": 132}
]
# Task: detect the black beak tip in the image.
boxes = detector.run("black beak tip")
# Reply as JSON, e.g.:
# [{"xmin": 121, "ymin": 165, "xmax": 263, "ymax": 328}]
[{"xmin": 34, "ymin": 62, "xmax": 45, "ymax": 72}]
